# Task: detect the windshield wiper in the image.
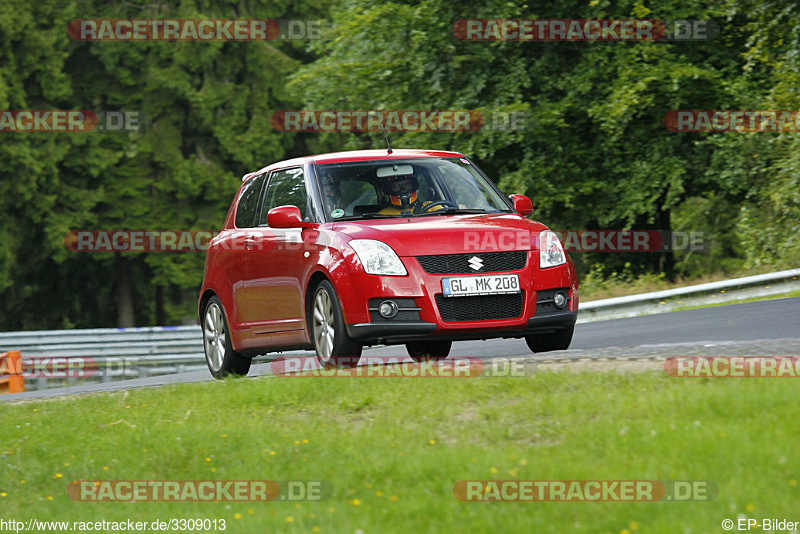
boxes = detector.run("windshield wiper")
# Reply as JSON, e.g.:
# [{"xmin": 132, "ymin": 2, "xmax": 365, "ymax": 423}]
[
  {"xmin": 413, "ymin": 208, "xmax": 488, "ymax": 216},
  {"xmin": 333, "ymin": 213, "xmax": 404, "ymax": 221}
]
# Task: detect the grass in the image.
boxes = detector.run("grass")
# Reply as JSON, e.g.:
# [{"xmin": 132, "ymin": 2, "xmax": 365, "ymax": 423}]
[{"xmin": 1, "ymin": 370, "xmax": 799, "ymax": 533}]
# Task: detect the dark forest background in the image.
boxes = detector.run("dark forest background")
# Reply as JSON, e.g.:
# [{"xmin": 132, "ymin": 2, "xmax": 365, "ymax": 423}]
[{"xmin": 1, "ymin": 0, "xmax": 798, "ymax": 329}]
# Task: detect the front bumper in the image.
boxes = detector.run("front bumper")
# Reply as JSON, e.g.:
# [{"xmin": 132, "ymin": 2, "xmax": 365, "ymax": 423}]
[
  {"xmin": 346, "ymin": 309, "xmax": 577, "ymax": 345},
  {"xmin": 335, "ymin": 250, "xmax": 578, "ymax": 346}
]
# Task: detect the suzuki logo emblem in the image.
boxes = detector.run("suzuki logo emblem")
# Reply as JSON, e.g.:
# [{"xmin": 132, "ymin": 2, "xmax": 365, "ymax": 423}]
[{"xmin": 468, "ymin": 256, "xmax": 483, "ymax": 271}]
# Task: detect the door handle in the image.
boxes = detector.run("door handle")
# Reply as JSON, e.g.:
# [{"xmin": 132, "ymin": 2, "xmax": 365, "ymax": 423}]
[{"xmin": 243, "ymin": 235, "xmax": 259, "ymax": 250}]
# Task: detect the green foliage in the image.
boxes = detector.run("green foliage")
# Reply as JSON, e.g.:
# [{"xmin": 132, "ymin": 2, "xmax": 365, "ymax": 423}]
[
  {"xmin": 1, "ymin": 0, "xmax": 798, "ymax": 328},
  {"xmin": 2, "ymin": 372, "xmax": 799, "ymax": 530}
]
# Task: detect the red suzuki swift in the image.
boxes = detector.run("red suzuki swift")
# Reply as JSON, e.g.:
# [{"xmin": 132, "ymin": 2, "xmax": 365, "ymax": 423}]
[{"xmin": 199, "ymin": 149, "xmax": 578, "ymax": 378}]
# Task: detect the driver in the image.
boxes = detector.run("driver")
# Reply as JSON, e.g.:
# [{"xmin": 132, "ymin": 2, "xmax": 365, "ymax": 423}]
[{"xmin": 378, "ymin": 168, "xmax": 441, "ymax": 215}]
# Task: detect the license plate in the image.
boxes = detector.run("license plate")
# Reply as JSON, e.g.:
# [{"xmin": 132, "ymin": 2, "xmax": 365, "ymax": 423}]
[{"xmin": 441, "ymin": 274, "xmax": 520, "ymax": 297}]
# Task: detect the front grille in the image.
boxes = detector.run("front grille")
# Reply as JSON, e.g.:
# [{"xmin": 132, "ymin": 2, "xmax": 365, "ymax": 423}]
[
  {"xmin": 435, "ymin": 293, "xmax": 524, "ymax": 322},
  {"xmin": 416, "ymin": 251, "xmax": 527, "ymax": 275}
]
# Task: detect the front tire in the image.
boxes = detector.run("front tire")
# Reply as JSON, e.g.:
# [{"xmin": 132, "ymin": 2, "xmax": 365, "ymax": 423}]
[
  {"xmin": 311, "ymin": 280, "xmax": 362, "ymax": 368},
  {"xmin": 525, "ymin": 325, "xmax": 574, "ymax": 353},
  {"xmin": 406, "ymin": 341, "xmax": 452, "ymax": 361},
  {"xmin": 203, "ymin": 296, "xmax": 251, "ymax": 379}
]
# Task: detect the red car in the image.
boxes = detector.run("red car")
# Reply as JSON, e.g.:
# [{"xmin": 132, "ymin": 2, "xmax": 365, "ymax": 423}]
[{"xmin": 198, "ymin": 149, "xmax": 578, "ymax": 378}]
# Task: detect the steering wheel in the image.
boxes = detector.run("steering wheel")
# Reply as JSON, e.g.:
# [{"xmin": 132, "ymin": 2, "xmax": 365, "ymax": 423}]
[{"xmin": 413, "ymin": 200, "xmax": 458, "ymax": 214}]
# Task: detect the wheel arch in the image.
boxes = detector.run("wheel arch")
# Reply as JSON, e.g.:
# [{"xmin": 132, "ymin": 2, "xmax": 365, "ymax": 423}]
[
  {"xmin": 305, "ymin": 270, "xmax": 331, "ymax": 333},
  {"xmin": 198, "ymin": 289, "xmax": 217, "ymax": 324}
]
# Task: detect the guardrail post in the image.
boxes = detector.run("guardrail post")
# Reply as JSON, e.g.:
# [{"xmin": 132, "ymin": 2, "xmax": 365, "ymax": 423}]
[{"xmin": 0, "ymin": 351, "xmax": 25, "ymax": 394}]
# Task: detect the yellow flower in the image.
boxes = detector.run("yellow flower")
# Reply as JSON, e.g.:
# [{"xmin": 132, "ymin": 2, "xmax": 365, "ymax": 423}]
[
  {"xmin": 247, "ymin": 509, "xmax": 254, "ymax": 515},
  {"xmin": 233, "ymin": 513, "xmax": 242, "ymax": 520},
  {"xmin": 19, "ymin": 480, "xmax": 25, "ymax": 484},
  {"xmin": 270, "ymin": 451, "xmax": 276, "ymax": 456},
  {"xmin": 429, "ymin": 439, "xmax": 436, "ymax": 445},
  {"xmin": 46, "ymin": 496, "xmax": 53, "ymax": 500},
  {"xmin": 102, "ymin": 466, "xmax": 108, "ymax": 471},
  {"xmin": 629, "ymin": 521, "xmax": 639, "ymax": 531},
  {"xmin": 327, "ymin": 507, "xmax": 335, "ymax": 513},
  {"xmin": 508, "ymin": 469, "xmax": 518, "ymax": 477},
  {"xmin": 53, "ymin": 473, "xmax": 63, "ymax": 479},
  {"xmin": 33, "ymin": 409, "xmax": 38, "ymax": 412},
  {"xmin": 295, "ymin": 440, "xmax": 300, "ymax": 445},
  {"xmin": 0, "ymin": 492, "xmax": 7, "ymax": 497},
  {"xmin": 303, "ymin": 439, "xmax": 309, "ymax": 444},
  {"xmin": 351, "ymin": 499, "xmax": 361, "ymax": 506},
  {"xmin": 210, "ymin": 468, "xmax": 217, "ymax": 473},
  {"xmin": 490, "ymin": 467, "xmax": 498, "ymax": 474},
  {"xmin": 286, "ymin": 516, "xmax": 294, "ymax": 523},
  {"xmin": 205, "ymin": 457, "xmax": 211, "ymax": 462},
  {"xmin": 746, "ymin": 503, "xmax": 756, "ymax": 512},
  {"xmin": 376, "ymin": 491, "xmax": 383, "ymax": 497},
  {"xmin": 222, "ymin": 434, "xmax": 227, "ymax": 438},
  {"xmin": 519, "ymin": 459, "xmax": 528, "ymax": 466},
  {"xmin": 621, "ymin": 530, "xmax": 631, "ymax": 534},
  {"xmin": 390, "ymin": 495, "xmax": 398, "ymax": 502},
  {"xmin": 790, "ymin": 479, "xmax": 797, "ymax": 487},
  {"xmin": 313, "ymin": 527, "xmax": 320, "ymax": 532}
]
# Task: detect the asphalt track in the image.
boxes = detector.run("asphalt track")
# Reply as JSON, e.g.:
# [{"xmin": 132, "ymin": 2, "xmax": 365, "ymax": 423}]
[{"xmin": 3, "ymin": 297, "xmax": 799, "ymax": 401}]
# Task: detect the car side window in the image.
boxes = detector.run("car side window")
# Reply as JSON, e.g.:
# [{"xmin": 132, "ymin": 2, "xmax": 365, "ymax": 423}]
[
  {"xmin": 260, "ymin": 167, "xmax": 308, "ymax": 225},
  {"xmin": 234, "ymin": 173, "xmax": 267, "ymax": 228}
]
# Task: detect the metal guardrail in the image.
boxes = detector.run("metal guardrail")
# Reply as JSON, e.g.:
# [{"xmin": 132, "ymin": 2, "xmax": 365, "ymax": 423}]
[
  {"xmin": 0, "ymin": 326, "xmax": 208, "ymax": 391},
  {"xmin": 1, "ymin": 269, "xmax": 798, "ymax": 390},
  {"xmin": 579, "ymin": 268, "xmax": 800, "ymax": 322}
]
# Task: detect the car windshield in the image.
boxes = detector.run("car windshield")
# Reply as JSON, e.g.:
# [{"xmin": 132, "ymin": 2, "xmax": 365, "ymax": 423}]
[{"xmin": 315, "ymin": 158, "xmax": 513, "ymax": 221}]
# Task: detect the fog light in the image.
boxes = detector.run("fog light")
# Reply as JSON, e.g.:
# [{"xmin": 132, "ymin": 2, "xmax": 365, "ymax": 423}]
[
  {"xmin": 379, "ymin": 300, "xmax": 399, "ymax": 318},
  {"xmin": 554, "ymin": 291, "xmax": 568, "ymax": 309}
]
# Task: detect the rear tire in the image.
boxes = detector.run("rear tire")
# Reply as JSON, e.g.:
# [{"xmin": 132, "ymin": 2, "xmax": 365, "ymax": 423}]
[
  {"xmin": 406, "ymin": 341, "xmax": 452, "ymax": 361},
  {"xmin": 311, "ymin": 280, "xmax": 362, "ymax": 368},
  {"xmin": 202, "ymin": 296, "xmax": 251, "ymax": 379},
  {"xmin": 525, "ymin": 325, "xmax": 574, "ymax": 353}
]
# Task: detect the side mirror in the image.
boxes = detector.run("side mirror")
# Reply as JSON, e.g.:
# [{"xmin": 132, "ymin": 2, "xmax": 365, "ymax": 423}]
[
  {"xmin": 267, "ymin": 205, "xmax": 317, "ymax": 228},
  {"xmin": 509, "ymin": 194, "xmax": 533, "ymax": 217}
]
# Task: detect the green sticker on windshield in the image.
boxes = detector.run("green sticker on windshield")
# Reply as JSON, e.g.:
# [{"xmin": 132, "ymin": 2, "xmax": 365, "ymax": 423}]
[{"xmin": 331, "ymin": 209, "xmax": 344, "ymax": 218}]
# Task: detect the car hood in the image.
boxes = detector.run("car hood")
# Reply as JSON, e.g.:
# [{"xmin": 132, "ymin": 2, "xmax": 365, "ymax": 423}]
[{"xmin": 330, "ymin": 213, "xmax": 549, "ymax": 256}]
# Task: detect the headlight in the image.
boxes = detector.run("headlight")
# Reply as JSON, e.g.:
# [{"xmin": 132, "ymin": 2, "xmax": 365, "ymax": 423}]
[
  {"xmin": 539, "ymin": 230, "xmax": 566, "ymax": 268},
  {"xmin": 349, "ymin": 239, "xmax": 407, "ymax": 276}
]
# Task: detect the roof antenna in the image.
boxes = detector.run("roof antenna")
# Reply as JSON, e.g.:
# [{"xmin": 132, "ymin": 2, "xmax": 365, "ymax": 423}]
[{"xmin": 383, "ymin": 130, "xmax": 393, "ymax": 154}]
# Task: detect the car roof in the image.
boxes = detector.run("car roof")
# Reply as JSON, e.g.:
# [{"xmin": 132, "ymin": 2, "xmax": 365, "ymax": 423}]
[{"xmin": 241, "ymin": 149, "xmax": 465, "ymax": 181}]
